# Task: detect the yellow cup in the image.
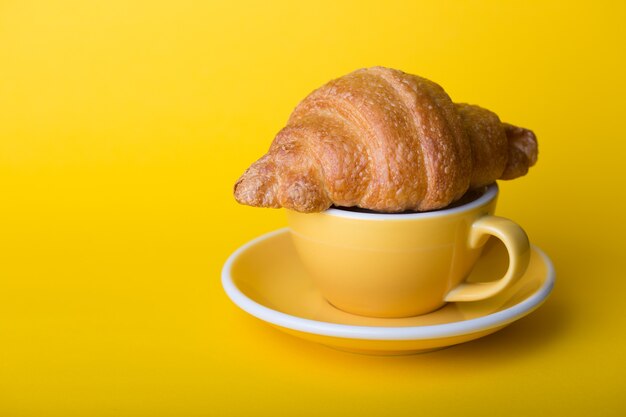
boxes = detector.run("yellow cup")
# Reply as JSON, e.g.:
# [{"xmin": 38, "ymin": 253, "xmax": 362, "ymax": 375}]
[{"xmin": 286, "ymin": 184, "xmax": 531, "ymax": 318}]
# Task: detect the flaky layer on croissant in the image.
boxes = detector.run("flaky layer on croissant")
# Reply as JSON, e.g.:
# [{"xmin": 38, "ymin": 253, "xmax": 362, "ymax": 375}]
[{"xmin": 234, "ymin": 66, "xmax": 538, "ymax": 213}]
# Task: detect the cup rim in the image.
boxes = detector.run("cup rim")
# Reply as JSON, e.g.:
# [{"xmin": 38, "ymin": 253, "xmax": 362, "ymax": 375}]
[{"xmin": 322, "ymin": 183, "xmax": 498, "ymax": 220}]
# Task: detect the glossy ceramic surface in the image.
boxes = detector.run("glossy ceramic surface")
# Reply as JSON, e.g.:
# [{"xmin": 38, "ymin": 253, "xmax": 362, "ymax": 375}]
[
  {"xmin": 286, "ymin": 184, "xmax": 531, "ymax": 317},
  {"xmin": 222, "ymin": 229, "xmax": 554, "ymax": 355}
]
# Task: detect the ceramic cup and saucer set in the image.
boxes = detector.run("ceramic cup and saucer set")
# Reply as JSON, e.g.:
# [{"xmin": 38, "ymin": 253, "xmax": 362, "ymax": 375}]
[{"xmin": 222, "ymin": 183, "xmax": 554, "ymax": 355}]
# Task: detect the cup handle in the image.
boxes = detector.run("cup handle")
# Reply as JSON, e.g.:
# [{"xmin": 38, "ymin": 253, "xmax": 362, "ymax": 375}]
[{"xmin": 444, "ymin": 215, "xmax": 531, "ymax": 302}]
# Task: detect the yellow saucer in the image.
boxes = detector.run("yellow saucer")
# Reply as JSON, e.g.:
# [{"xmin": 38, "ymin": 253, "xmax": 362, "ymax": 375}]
[{"xmin": 222, "ymin": 229, "xmax": 555, "ymax": 355}]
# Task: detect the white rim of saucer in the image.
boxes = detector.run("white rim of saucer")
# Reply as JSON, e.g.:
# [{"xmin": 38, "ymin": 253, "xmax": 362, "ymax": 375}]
[
  {"xmin": 322, "ymin": 183, "xmax": 498, "ymax": 220},
  {"xmin": 221, "ymin": 228, "xmax": 555, "ymax": 341}
]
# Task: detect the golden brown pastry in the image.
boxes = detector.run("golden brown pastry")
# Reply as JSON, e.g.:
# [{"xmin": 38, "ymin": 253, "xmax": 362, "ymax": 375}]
[{"xmin": 234, "ymin": 66, "xmax": 538, "ymax": 213}]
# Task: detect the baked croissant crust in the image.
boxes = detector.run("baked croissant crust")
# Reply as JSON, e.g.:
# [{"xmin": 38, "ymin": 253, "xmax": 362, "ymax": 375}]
[{"xmin": 234, "ymin": 66, "xmax": 538, "ymax": 213}]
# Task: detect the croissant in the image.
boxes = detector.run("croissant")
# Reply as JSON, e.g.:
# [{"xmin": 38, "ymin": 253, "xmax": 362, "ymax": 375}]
[{"xmin": 234, "ymin": 66, "xmax": 538, "ymax": 213}]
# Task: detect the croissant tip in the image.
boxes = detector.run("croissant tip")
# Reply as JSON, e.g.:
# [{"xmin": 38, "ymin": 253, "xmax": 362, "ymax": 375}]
[
  {"xmin": 500, "ymin": 123, "xmax": 539, "ymax": 180},
  {"xmin": 233, "ymin": 170, "xmax": 281, "ymax": 209}
]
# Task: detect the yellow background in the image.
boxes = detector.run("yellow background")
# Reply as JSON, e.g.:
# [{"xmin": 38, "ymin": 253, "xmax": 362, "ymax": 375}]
[{"xmin": 1, "ymin": 0, "xmax": 625, "ymax": 415}]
